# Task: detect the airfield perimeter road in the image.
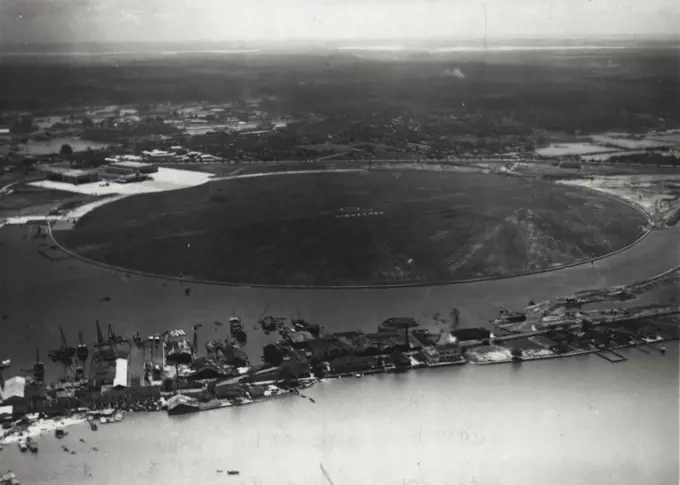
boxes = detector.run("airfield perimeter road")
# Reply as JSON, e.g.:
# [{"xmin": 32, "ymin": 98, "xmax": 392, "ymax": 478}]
[{"xmin": 0, "ymin": 221, "xmax": 678, "ymax": 377}]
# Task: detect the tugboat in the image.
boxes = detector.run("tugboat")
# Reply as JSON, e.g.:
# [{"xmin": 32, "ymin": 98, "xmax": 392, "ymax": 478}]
[
  {"xmin": 87, "ymin": 418, "xmax": 98, "ymax": 431},
  {"xmin": 55, "ymin": 428, "xmax": 68, "ymax": 439},
  {"xmin": 166, "ymin": 394, "xmax": 200, "ymax": 415},
  {"xmin": 26, "ymin": 438, "xmax": 38, "ymax": 454}
]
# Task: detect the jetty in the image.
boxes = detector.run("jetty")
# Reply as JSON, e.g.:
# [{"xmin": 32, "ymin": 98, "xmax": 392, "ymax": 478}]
[{"xmin": 595, "ymin": 349, "xmax": 627, "ymax": 363}]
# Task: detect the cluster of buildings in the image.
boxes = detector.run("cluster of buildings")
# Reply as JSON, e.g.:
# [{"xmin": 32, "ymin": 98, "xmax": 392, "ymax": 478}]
[
  {"xmin": 0, "ymin": 316, "xmax": 492, "ymax": 422},
  {"xmin": 270, "ymin": 318, "xmax": 492, "ymax": 377},
  {"xmin": 41, "ymin": 159, "xmax": 158, "ymax": 186}
]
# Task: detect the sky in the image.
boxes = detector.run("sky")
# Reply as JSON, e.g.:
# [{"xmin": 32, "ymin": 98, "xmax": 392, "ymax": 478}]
[{"xmin": 0, "ymin": 0, "xmax": 679, "ymax": 45}]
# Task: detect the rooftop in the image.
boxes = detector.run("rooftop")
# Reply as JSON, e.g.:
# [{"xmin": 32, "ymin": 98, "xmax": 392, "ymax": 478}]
[
  {"xmin": 41, "ymin": 166, "xmax": 99, "ymax": 177},
  {"xmin": 108, "ymin": 160, "xmax": 154, "ymax": 168}
]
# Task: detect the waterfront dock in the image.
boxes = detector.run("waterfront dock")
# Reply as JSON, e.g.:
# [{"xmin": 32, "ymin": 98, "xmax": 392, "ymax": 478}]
[{"xmin": 595, "ymin": 349, "xmax": 628, "ymax": 363}]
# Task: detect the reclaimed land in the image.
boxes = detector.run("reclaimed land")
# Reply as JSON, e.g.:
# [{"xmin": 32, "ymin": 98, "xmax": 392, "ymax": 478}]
[{"xmin": 56, "ymin": 169, "xmax": 648, "ymax": 287}]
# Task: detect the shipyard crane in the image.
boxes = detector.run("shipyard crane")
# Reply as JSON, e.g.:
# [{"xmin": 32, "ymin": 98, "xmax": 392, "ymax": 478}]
[
  {"xmin": 193, "ymin": 324, "xmax": 203, "ymax": 355},
  {"xmin": 94, "ymin": 320, "xmax": 105, "ymax": 347},
  {"xmin": 107, "ymin": 324, "xmax": 128, "ymax": 344},
  {"xmin": 48, "ymin": 327, "xmax": 77, "ymax": 379}
]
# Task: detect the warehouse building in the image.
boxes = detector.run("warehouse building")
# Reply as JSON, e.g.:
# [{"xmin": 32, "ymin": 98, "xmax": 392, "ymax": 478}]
[
  {"xmin": 105, "ymin": 160, "xmax": 158, "ymax": 175},
  {"xmin": 42, "ymin": 166, "xmax": 100, "ymax": 184}
]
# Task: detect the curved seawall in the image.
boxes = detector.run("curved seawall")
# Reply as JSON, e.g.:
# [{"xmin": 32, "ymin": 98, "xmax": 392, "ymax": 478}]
[{"xmin": 47, "ymin": 165, "xmax": 656, "ymax": 290}]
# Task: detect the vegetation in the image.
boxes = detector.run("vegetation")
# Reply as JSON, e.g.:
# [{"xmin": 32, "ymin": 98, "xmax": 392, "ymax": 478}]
[{"xmin": 59, "ymin": 169, "xmax": 648, "ymax": 286}]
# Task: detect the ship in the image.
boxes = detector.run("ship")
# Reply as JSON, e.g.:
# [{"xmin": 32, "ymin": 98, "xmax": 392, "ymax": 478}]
[
  {"xmin": 229, "ymin": 317, "xmax": 247, "ymax": 344},
  {"xmin": 492, "ymin": 307, "xmax": 527, "ymax": 326},
  {"xmin": 26, "ymin": 438, "xmax": 38, "ymax": 454},
  {"xmin": 166, "ymin": 394, "xmax": 200, "ymax": 415},
  {"xmin": 164, "ymin": 330, "xmax": 194, "ymax": 365}
]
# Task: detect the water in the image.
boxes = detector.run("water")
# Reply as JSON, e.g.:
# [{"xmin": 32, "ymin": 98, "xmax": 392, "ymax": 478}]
[
  {"xmin": 0, "ymin": 223, "xmax": 678, "ymax": 484},
  {"xmin": 3, "ymin": 345, "xmax": 678, "ymax": 485}
]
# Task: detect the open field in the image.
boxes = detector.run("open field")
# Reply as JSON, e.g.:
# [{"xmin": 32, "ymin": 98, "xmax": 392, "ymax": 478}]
[
  {"xmin": 56, "ymin": 169, "xmax": 648, "ymax": 286},
  {"xmin": 0, "ymin": 185, "xmax": 99, "ymax": 219}
]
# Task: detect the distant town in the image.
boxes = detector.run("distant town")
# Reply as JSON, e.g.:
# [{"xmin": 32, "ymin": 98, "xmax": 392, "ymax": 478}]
[{"xmin": 2, "ymin": 101, "xmax": 680, "ymax": 179}]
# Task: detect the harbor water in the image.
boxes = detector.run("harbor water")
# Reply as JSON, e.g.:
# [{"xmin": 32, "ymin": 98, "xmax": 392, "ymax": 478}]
[
  {"xmin": 0, "ymin": 224, "xmax": 679, "ymax": 484},
  {"xmin": 2, "ymin": 343, "xmax": 678, "ymax": 485}
]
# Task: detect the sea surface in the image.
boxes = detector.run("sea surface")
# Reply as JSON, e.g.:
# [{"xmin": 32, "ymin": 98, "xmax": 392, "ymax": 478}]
[{"xmin": 2, "ymin": 344, "xmax": 678, "ymax": 485}]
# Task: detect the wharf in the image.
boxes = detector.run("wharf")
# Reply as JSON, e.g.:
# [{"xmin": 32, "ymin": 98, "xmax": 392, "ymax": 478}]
[{"xmin": 595, "ymin": 349, "xmax": 628, "ymax": 363}]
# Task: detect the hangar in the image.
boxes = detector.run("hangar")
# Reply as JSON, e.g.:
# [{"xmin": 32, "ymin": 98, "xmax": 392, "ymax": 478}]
[
  {"xmin": 105, "ymin": 160, "xmax": 158, "ymax": 175},
  {"xmin": 42, "ymin": 166, "xmax": 100, "ymax": 185}
]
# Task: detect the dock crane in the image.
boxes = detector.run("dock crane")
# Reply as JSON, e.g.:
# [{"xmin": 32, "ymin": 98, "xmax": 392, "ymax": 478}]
[
  {"xmin": 94, "ymin": 320, "xmax": 105, "ymax": 347},
  {"xmin": 193, "ymin": 324, "xmax": 203, "ymax": 355},
  {"xmin": 107, "ymin": 324, "xmax": 128, "ymax": 345},
  {"xmin": 48, "ymin": 327, "xmax": 77, "ymax": 379}
]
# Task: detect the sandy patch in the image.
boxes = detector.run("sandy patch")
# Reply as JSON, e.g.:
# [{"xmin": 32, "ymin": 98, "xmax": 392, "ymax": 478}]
[{"xmin": 27, "ymin": 167, "xmax": 214, "ymax": 196}]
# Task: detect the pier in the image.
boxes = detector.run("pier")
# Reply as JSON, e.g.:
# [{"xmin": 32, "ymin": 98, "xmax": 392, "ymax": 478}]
[{"xmin": 595, "ymin": 349, "xmax": 627, "ymax": 363}]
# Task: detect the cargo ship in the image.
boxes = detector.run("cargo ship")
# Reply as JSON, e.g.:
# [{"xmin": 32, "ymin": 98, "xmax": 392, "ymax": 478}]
[{"xmin": 164, "ymin": 330, "xmax": 194, "ymax": 365}]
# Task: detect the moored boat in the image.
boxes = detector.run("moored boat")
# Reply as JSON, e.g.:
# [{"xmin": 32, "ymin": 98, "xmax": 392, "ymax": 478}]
[
  {"xmin": 26, "ymin": 438, "xmax": 38, "ymax": 454},
  {"xmin": 0, "ymin": 471, "xmax": 20, "ymax": 485},
  {"xmin": 166, "ymin": 394, "xmax": 200, "ymax": 415}
]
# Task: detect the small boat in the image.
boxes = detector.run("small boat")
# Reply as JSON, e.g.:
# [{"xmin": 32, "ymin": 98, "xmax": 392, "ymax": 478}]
[
  {"xmin": 26, "ymin": 439, "xmax": 38, "ymax": 454},
  {"xmin": 88, "ymin": 419, "xmax": 98, "ymax": 431},
  {"xmin": 0, "ymin": 471, "xmax": 20, "ymax": 485},
  {"xmin": 227, "ymin": 470, "xmax": 240, "ymax": 476},
  {"xmin": 17, "ymin": 441, "xmax": 27, "ymax": 453},
  {"xmin": 354, "ymin": 373, "xmax": 363, "ymax": 378},
  {"xmin": 55, "ymin": 428, "xmax": 68, "ymax": 439},
  {"xmin": 308, "ymin": 397, "xmax": 316, "ymax": 404},
  {"xmin": 660, "ymin": 346, "xmax": 666, "ymax": 354},
  {"xmin": 61, "ymin": 446, "xmax": 70, "ymax": 453},
  {"xmin": 113, "ymin": 411, "xmax": 124, "ymax": 422}
]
